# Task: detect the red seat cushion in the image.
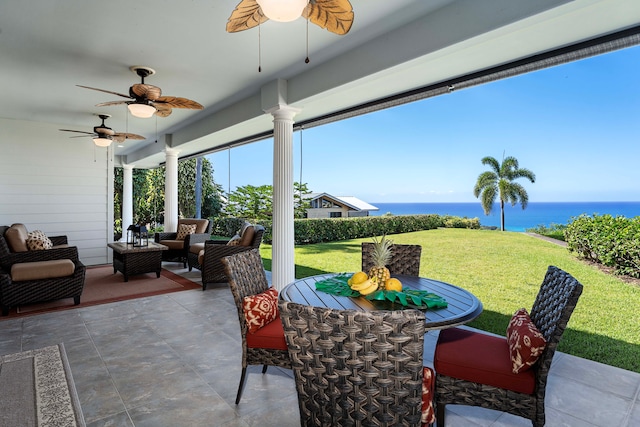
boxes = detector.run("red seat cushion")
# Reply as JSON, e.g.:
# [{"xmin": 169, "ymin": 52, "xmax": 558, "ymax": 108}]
[
  {"xmin": 245, "ymin": 313, "xmax": 288, "ymax": 351},
  {"xmin": 434, "ymin": 327, "xmax": 536, "ymax": 395}
]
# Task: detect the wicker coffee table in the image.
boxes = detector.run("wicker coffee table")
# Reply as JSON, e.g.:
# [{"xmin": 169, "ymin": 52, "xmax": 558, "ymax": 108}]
[{"xmin": 107, "ymin": 242, "xmax": 168, "ymax": 282}]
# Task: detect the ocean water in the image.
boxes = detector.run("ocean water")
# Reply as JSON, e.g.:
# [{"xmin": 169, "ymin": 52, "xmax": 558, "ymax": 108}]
[{"xmin": 369, "ymin": 202, "xmax": 640, "ymax": 232}]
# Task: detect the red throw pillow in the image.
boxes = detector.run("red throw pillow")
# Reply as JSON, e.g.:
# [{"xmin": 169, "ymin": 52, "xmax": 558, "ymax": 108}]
[
  {"xmin": 421, "ymin": 366, "xmax": 436, "ymax": 426},
  {"xmin": 243, "ymin": 287, "xmax": 279, "ymax": 334},
  {"xmin": 507, "ymin": 308, "xmax": 547, "ymax": 373}
]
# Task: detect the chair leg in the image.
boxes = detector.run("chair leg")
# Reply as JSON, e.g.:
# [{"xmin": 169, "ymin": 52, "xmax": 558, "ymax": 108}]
[
  {"xmin": 235, "ymin": 367, "xmax": 247, "ymax": 404},
  {"xmin": 436, "ymin": 402, "xmax": 446, "ymax": 427},
  {"xmin": 262, "ymin": 365, "xmax": 268, "ymax": 374},
  {"xmin": 73, "ymin": 296, "xmax": 81, "ymax": 305},
  {"xmin": 1, "ymin": 305, "xmax": 9, "ymax": 316},
  {"xmin": 202, "ymin": 283, "xmax": 207, "ymax": 291}
]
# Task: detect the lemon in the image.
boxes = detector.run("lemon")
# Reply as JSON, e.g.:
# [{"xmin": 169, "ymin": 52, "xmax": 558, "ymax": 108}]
[
  {"xmin": 385, "ymin": 278, "xmax": 403, "ymax": 292},
  {"xmin": 350, "ymin": 271, "xmax": 368, "ymax": 285}
]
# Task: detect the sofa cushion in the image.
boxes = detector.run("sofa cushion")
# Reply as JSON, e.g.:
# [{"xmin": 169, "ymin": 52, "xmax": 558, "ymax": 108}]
[
  {"xmin": 159, "ymin": 240, "xmax": 184, "ymax": 250},
  {"xmin": 5, "ymin": 224, "xmax": 29, "ymax": 252},
  {"xmin": 243, "ymin": 287, "xmax": 278, "ymax": 333},
  {"xmin": 239, "ymin": 226, "xmax": 255, "ymax": 247},
  {"xmin": 176, "ymin": 223, "xmax": 197, "ymax": 240},
  {"xmin": 198, "ymin": 249, "xmax": 205, "ymax": 266},
  {"xmin": 245, "ymin": 313, "xmax": 288, "ymax": 351},
  {"xmin": 434, "ymin": 327, "xmax": 536, "ymax": 395},
  {"xmin": 178, "ymin": 219, "xmax": 209, "ymax": 234},
  {"xmin": 507, "ymin": 308, "xmax": 547, "ymax": 374},
  {"xmin": 26, "ymin": 230, "xmax": 53, "ymax": 251},
  {"xmin": 11, "ymin": 259, "xmax": 75, "ymax": 282},
  {"xmin": 189, "ymin": 242, "xmax": 205, "ymax": 255}
]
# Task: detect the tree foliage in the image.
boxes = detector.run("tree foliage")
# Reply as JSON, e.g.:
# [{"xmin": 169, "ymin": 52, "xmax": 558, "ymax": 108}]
[
  {"xmin": 225, "ymin": 182, "xmax": 312, "ymax": 221},
  {"xmin": 473, "ymin": 155, "xmax": 535, "ymax": 231},
  {"xmin": 114, "ymin": 157, "xmax": 223, "ymax": 234}
]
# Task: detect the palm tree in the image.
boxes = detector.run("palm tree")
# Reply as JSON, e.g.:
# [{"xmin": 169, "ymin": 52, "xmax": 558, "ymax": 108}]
[{"xmin": 473, "ymin": 156, "xmax": 536, "ymax": 231}]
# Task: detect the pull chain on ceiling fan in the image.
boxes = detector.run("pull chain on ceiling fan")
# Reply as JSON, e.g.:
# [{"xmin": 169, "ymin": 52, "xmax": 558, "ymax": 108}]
[{"xmin": 227, "ymin": 0, "xmax": 354, "ymax": 71}]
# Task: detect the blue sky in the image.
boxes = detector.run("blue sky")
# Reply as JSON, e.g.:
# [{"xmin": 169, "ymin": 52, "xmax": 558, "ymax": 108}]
[{"xmin": 207, "ymin": 45, "xmax": 640, "ymax": 204}]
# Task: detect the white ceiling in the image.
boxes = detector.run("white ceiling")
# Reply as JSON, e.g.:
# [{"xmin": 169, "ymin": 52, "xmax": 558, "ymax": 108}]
[{"xmin": 1, "ymin": 0, "xmax": 639, "ymax": 167}]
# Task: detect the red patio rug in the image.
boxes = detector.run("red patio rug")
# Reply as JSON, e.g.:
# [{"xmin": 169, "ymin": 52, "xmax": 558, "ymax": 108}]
[{"xmin": 4, "ymin": 265, "xmax": 202, "ymax": 318}]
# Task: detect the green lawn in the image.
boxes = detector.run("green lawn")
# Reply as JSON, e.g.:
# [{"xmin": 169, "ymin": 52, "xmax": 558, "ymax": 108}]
[{"xmin": 260, "ymin": 228, "xmax": 640, "ymax": 373}]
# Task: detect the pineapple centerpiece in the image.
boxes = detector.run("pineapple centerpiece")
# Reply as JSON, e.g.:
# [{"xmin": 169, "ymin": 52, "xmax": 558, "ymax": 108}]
[{"xmin": 368, "ymin": 235, "xmax": 393, "ymax": 290}]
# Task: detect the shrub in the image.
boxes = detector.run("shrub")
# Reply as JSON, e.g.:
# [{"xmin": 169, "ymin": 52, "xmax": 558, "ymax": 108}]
[
  {"xmin": 565, "ymin": 214, "xmax": 640, "ymax": 277},
  {"xmin": 525, "ymin": 223, "xmax": 567, "ymax": 241}
]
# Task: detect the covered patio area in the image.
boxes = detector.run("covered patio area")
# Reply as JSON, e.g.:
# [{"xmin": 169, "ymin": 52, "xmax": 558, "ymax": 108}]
[{"xmin": 0, "ymin": 264, "xmax": 638, "ymax": 426}]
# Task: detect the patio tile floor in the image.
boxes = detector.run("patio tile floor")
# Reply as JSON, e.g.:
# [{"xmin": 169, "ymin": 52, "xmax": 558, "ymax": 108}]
[{"xmin": 0, "ymin": 264, "xmax": 638, "ymax": 426}]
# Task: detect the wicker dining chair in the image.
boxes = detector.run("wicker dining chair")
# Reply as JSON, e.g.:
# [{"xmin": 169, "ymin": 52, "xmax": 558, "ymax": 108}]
[
  {"xmin": 221, "ymin": 249, "xmax": 291, "ymax": 404},
  {"xmin": 433, "ymin": 265, "xmax": 583, "ymax": 427},
  {"xmin": 279, "ymin": 300, "xmax": 434, "ymax": 427},
  {"xmin": 362, "ymin": 242, "xmax": 422, "ymax": 276}
]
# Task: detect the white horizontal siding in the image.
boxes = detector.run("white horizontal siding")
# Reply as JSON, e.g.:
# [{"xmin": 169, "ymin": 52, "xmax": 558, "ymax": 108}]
[{"xmin": 0, "ymin": 118, "xmax": 113, "ymax": 265}]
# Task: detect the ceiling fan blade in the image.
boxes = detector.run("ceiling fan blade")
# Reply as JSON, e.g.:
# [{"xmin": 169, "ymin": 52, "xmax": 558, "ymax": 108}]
[
  {"xmin": 154, "ymin": 96, "xmax": 203, "ymax": 110},
  {"xmin": 76, "ymin": 85, "xmax": 133, "ymax": 99},
  {"xmin": 131, "ymin": 84, "xmax": 162, "ymax": 100},
  {"xmin": 95, "ymin": 100, "xmax": 129, "ymax": 107},
  {"xmin": 68, "ymin": 135, "xmax": 94, "ymax": 139},
  {"xmin": 59, "ymin": 129, "xmax": 94, "ymax": 135},
  {"xmin": 226, "ymin": 0, "xmax": 268, "ymax": 33},
  {"xmin": 303, "ymin": 0, "xmax": 354, "ymax": 35},
  {"xmin": 113, "ymin": 132, "xmax": 145, "ymax": 142},
  {"xmin": 153, "ymin": 103, "xmax": 173, "ymax": 117}
]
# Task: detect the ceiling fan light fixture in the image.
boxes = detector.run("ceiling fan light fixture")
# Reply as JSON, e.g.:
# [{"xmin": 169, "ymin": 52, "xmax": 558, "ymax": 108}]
[
  {"xmin": 257, "ymin": 0, "xmax": 308, "ymax": 22},
  {"xmin": 93, "ymin": 135, "xmax": 113, "ymax": 147},
  {"xmin": 128, "ymin": 102, "xmax": 156, "ymax": 118}
]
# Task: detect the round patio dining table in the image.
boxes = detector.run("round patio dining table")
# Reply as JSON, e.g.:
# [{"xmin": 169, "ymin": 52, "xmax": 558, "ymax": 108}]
[{"xmin": 280, "ymin": 273, "xmax": 483, "ymax": 331}]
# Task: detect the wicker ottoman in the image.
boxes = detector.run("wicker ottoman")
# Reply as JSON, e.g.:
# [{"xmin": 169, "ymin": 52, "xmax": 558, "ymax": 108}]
[{"xmin": 107, "ymin": 242, "xmax": 168, "ymax": 282}]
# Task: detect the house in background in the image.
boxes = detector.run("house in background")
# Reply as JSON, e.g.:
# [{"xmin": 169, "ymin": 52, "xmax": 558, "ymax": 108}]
[{"xmin": 306, "ymin": 193, "xmax": 379, "ymax": 218}]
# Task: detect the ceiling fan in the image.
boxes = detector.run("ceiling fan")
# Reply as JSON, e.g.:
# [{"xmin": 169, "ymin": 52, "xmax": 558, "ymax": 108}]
[
  {"xmin": 59, "ymin": 114, "xmax": 145, "ymax": 147},
  {"xmin": 226, "ymin": 0, "xmax": 354, "ymax": 35},
  {"xmin": 77, "ymin": 66, "xmax": 204, "ymax": 118}
]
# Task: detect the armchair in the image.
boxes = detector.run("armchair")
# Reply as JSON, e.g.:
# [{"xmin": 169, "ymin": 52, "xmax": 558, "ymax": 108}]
[
  {"xmin": 188, "ymin": 224, "xmax": 265, "ymax": 290},
  {"xmin": 154, "ymin": 218, "xmax": 211, "ymax": 268},
  {"xmin": 0, "ymin": 225, "xmax": 86, "ymax": 316},
  {"xmin": 433, "ymin": 266, "xmax": 583, "ymax": 426}
]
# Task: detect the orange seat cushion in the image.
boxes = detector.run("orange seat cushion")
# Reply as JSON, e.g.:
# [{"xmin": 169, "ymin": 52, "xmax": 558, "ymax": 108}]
[
  {"xmin": 245, "ymin": 313, "xmax": 288, "ymax": 351},
  {"xmin": 434, "ymin": 327, "xmax": 536, "ymax": 395}
]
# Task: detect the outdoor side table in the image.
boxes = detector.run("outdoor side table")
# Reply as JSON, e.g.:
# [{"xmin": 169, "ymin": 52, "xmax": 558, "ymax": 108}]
[{"xmin": 107, "ymin": 242, "xmax": 168, "ymax": 282}]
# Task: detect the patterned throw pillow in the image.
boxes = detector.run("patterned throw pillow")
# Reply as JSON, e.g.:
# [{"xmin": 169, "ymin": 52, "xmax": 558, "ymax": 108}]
[
  {"xmin": 421, "ymin": 366, "xmax": 436, "ymax": 426},
  {"xmin": 226, "ymin": 234, "xmax": 241, "ymax": 246},
  {"xmin": 26, "ymin": 230, "xmax": 53, "ymax": 251},
  {"xmin": 176, "ymin": 223, "xmax": 197, "ymax": 240},
  {"xmin": 506, "ymin": 308, "xmax": 547, "ymax": 373},
  {"xmin": 243, "ymin": 287, "xmax": 279, "ymax": 334}
]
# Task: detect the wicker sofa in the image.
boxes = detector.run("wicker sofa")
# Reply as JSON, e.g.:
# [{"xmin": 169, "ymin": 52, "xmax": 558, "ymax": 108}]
[{"xmin": 0, "ymin": 224, "xmax": 86, "ymax": 316}]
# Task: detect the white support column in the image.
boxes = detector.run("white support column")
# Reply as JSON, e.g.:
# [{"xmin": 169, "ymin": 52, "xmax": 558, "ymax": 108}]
[
  {"xmin": 121, "ymin": 164, "xmax": 134, "ymax": 241},
  {"xmin": 164, "ymin": 148, "xmax": 180, "ymax": 233},
  {"xmin": 268, "ymin": 105, "xmax": 300, "ymax": 291}
]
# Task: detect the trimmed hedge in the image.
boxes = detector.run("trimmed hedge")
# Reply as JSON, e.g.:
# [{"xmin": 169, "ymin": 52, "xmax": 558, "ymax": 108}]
[
  {"xmin": 210, "ymin": 214, "xmax": 480, "ymax": 245},
  {"xmin": 565, "ymin": 214, "xmax": 640, "ymax": 278}
]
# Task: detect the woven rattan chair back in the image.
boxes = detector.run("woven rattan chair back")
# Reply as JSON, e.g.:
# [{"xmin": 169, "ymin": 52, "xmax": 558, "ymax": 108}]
[
  {"xmin": 362, "ymin": 242, "xmax": 422, "ymax": 276},
  {"xmin": 221, "ymin": 249, "xmax": 291, "ymax": 404},
  {"xmin": 279, "ymin": 300, "xmax": 426, "ymax": 427},
  {"xmin": 435, "ymin": 265, "xmax": 583, "ymax": 427}
]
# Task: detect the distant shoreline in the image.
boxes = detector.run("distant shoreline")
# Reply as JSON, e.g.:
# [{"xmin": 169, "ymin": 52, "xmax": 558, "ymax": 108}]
[{"xmin": 368, "ymin": 201, "xmax": 640, "ymax": 232}]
